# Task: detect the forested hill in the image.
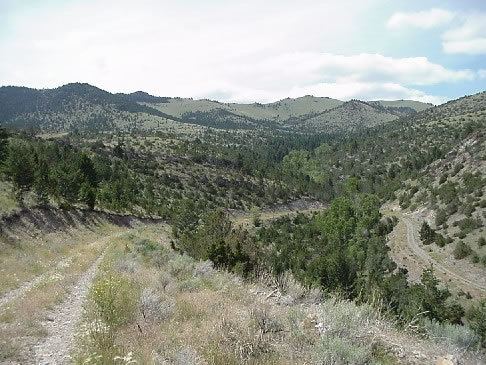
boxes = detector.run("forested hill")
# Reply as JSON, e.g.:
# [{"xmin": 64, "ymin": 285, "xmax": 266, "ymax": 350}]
[
  {"xmin": 0, "ymin": 87, "xmax": 485, "ymax": 362},
  {"xmin": 0, "ymin": 83, "xmax": 432, "ymax": 133},
  {"xmin": 0, "ymin": 83, "xmax": 183, "ymax": 132}
]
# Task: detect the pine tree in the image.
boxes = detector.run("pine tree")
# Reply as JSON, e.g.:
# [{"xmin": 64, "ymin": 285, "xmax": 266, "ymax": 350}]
[
  {"xmin": 419, "ymin": 221, "xmax": 435, "ymax": 245},
  {"xmin": 4, "ymin": 140, "xmax": 34, "ymax": 204}
]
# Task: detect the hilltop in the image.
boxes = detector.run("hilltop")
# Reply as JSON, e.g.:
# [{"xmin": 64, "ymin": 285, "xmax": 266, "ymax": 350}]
[{"xmin": 0, "ymin": 83, "xmax": 432, "ymax": 133}]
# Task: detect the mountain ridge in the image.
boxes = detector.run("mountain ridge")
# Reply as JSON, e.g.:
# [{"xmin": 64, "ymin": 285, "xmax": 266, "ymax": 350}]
[{"xmin": 0, "ymin": 82, "xmax": 442, "ymax": 133}]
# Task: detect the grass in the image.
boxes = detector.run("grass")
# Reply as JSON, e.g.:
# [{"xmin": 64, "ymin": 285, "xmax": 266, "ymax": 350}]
[
  {"xmin": 0, "ymin": 223, "xmax": 127, "ymax": 363},
  {"xmin": 0, "ymin": 222, "xmax": 118, "ymax": 295},
  {"xmin": 75, "ymin": 224, "xmax": 468, "ymax": 365},
  {"xmin": 1, "ymin": 219, "xmax": 483, "ymax": 363},
  {"xmin": 0, "ymin": 181, "xmax": 19, "ymax": 216}
]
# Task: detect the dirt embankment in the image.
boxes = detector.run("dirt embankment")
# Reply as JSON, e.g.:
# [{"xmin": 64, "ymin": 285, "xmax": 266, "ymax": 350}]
[{"xmin": 0, "ymin": 206, "xmax": 162, "ymax": 242}]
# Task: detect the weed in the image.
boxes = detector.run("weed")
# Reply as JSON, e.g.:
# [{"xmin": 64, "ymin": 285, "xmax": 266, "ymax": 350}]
[
  {"xmin": 140, "ymin": 287, "xmax": 175, "ymax": 322},
  {"xmin": 423, "ymin": 319, "xmax": 480, "ymax": 351},
  {"xmin": 90, "ymin": 273, "xmax": 139, "ymax": 328},
  {"xmin": 314, "ymin": 335, "xmax": 371, "ymax": 365}
]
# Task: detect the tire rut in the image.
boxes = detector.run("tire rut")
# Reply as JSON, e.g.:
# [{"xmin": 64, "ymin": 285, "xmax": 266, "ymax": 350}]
[
  {"xmin": 0, "ymin": 258, "xmax": 72, "ymax": 310},
  {"xmin": 32, "ymin": 250, "xmax": 106, "ymax": 365}
]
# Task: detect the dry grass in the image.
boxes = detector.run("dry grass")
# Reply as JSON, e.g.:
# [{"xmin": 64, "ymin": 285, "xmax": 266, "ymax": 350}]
[
  {"xmin": 0, "ymin": 223, "xmax": 118, "ymax": 295},
  {"xmin": 73, "ymin": 226, "xmax": 412, "ymax": 365},
  {"xmin": 0, "ymin": 223, "xmax": 129, "ymax": 363},
  {"xmin": 2, "ymin": 220, "xmax": 483, "ymax": 364}
]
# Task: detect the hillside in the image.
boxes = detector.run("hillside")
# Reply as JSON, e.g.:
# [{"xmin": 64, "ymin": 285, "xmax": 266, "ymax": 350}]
[
  {"xmin": 393, "ymin": 130, "xmax": 486, "ymax": 294},
  {"xmin": 0, "ymin": 87, "xmax": 485, "ymax": 364},
  {"xmin": 1, "ymin": 209, "xmax": 482, "ymax": 364},
  {"xmin": 0, "ymin": 83, "xmax": 431, "ymax": 133},
  {"xmin": 149, "ymin": 95, "xmax": 344, "ymax": 122},
  {"xmin": 0, "ymin": 83, "xmax": 193, "ymax": 133},
  {"xmin": 291, "ymin": 100, "xmax": 399, "ymax": 132}
]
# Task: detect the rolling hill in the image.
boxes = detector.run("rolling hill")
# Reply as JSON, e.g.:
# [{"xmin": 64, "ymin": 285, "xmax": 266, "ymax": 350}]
[
  {"xmin": 0, "ymin": 83, "xmax": 432, "ymax": 133},
  {"xmin": 0, "ymin": 84, "xmax": 485, "ymax": 364}
]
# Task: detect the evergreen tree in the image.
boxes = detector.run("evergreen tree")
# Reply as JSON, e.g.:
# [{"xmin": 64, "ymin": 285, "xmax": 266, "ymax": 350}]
[
  {"xmin": 3, "ymin": 140, "xmax": 35, "ymax": 204},
  {"xmin": 419, "ymin": 222, "xmax": 435, "ymax": 245}
]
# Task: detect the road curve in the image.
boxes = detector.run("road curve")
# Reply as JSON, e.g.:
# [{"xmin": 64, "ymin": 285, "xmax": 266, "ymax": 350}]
[{"xmin": 403, "ymin": 215, "xmax": 486, "ymax": 293}]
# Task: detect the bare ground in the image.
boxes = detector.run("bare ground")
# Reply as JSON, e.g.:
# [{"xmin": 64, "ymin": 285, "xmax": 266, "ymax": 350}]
[
  {"xmin": 385, "ymin": 205, "xmax": 486, "ymax": 299},
  {"xmin": 32, "ymin": 248, "xmax": 107, "ymax": 364}
]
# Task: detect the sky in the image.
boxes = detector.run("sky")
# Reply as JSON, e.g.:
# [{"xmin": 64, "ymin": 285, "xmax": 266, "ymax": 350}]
[{"xmin": 0, "ymin": 0, "xmax": 485, "ymax": 104}]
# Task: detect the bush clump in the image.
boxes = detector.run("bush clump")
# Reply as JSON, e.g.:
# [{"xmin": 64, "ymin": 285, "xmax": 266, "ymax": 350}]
[
  {"xmin": 452, "ymin": 241, "xmax": 473, "ymax": 260},
  {"xmin": 90, "ymin": 273, "xmax": 139, "ymax": 328}
]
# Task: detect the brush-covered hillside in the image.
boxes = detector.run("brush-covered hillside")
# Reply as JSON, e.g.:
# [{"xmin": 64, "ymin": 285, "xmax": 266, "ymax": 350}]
[
  {"xmin": 0, "ymin": 83, "xmax": 432, "ymax": 134},
  {"xmin": 0, "ymin": 83, "xmax": 197, "ymax": 134},
  {"xmin": 0, "ymin": 87, "xmax": 485, "ymax": 364},
  {"xmin": 394, "ymin": 130, "xmax": 486, "ymax": 291}
]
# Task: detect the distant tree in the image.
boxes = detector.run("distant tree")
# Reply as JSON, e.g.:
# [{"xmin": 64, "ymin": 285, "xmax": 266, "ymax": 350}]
[
  {"xmin": 344, "ymin": 177, "xmax": 360, "ymax": 196},
  {"xmin": 113, "ymin": 143, "xmax": 124, "ymax": 159},
  {"xmin": 33, "ymin": 157, "xmax": 51, "ymax": 205},
  {"xmin": 419, "ymin": 222, "xmax": 436, "ymax": 245},
  {"xmin": 79, "ymin": 154, "xmax": 98, "ymax": 187},
  {"xmin": 3, "ymin": 140, "xmax": 35, "ymax": 204},
  {"xmin": 78, "ymin": 182, "xmax": 96, "ymax": 210},
  {"xmin": 53, "ymin": 161, "xmax": 82, "ymax": 205},
  {"xmin": 0, "ymin": 128, "xmax": 9, "ymax": 164},
  {"xmin": 250, "ymin": 206, "xmax": 262, "ymax": 227}
]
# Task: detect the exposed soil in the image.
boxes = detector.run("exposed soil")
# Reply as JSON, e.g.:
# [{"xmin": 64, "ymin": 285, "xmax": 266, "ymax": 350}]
[
  {"xmin": 32, "ymin": 248, "xmax": 106, "ymax": 364},
  {"xmin": 386, "ymin": 205, "xmax": 486, "ymax": 299}
]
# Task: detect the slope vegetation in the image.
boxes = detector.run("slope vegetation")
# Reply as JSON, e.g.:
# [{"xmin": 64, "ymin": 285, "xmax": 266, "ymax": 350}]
[{"xmin": 0, "ymin": 83, "xmax": 432, "ymax": 133}]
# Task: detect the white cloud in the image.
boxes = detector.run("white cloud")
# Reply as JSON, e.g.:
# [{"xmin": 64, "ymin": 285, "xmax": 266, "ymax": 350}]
[
  {"xmin": 387, "ymin": 8, "xmax": 454, "ymax": 29},
  {"xmin": 0, "ymin": 0, "xmax": 479, "ymax": 103},
  {"xmin": 479, "ymin": 69, "xmax": 486, "ymax": 79},
  {"xmin": 442, "ymin": 13, "xmax": 486, "ymax": 54},
  {"xmin": 197, "ymin": 53, "xmax": 470, "ymax": 103}
]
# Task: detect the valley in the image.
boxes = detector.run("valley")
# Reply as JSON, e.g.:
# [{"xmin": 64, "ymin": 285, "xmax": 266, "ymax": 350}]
[{"xmin": 0, "ymin": 84, "xmax": 484, "ymax": 364}]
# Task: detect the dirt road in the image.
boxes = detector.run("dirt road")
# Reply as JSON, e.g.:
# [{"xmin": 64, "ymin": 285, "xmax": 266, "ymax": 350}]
[
  {"xmin": 403, "ymin": 215, "xmax": 486, "ymax": 293},
  {"xmin": 386, "ymin": 207, "xmax": 486, "ymax": 298}
]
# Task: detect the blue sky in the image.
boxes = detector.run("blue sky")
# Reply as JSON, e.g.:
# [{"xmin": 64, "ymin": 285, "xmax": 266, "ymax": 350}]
[{"xmin": 0, "ymin": 0, "xmax": 485, "ymax": 104}]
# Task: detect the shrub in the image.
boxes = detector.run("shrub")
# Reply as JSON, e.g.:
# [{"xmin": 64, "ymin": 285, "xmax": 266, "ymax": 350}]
[
  {"xmin": 457, "ymin": 231, "xmax": 467, "ymax": 239},
  {"xmin": 168, "ymin": 254, "xmax": 195, "ymax": 279},
  {"xmin": 173, "ymin": 347, "xmax": 204, "ymax": 365},
  {"xmin": 478, "ymin": 237, "xmax": 486, "ymax": 248},
  {"xmin": 139, "ymin": 287, "xmax": 175, "ymax": 322},
  {"xmin": 193, "ymin": 260, "xmax": 215, "ymax": 278},
  {"xmin": 135, "ymin": 238, "xmax": 159, "ymax": 255},
  {"xmin": 446, "ymin": 201, "xmax": 458, "ymax": 215},
  {"xmin": 251, "ymin": 307, "xmax": 283, "ymax": 334},
  {"xmin": 423, "ymin": 320, "xmax": 480, "ymax": 351},
  {"xmin": 435, "ymin": 233, "xmax": 448, "ymax": 248},
  {"xmin": 438, "ymin": 173, "xmax": 448, "ymax": 185},
  {"xmin": 435, "ymin": 209, "xmax": 447, "ymax": 227},
  {"xmin": 457, "ymin": 217, "xmax": 481, "ymax": 235},
  {"xmin": 471, "ymin": 253, "xmax": 480, "ymax": 264},
  {"xmin": 90, "ymin": 273, "xmax": 139, "ymax": 328},
  {"xmin": 462, "ymin": 204, "xmax": 475, "ymax": 217},
  {"xmin": 452, "ymin": 241, "xmax": 473, "ymax": 260},
  {"xmin": 314, "ymin": 336, "xmax": 371, "ymax": 365},
  {"xmin": 466, "ymin": 300, "xmax": 486, "ymax": 348},
  {"xmin": 438, "ymin": 182, "xmax": 458, "ymax": 204}
]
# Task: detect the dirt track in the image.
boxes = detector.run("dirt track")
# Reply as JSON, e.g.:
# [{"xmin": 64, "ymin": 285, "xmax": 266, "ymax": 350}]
[{"xmin": 387, "ymin": 207, "xmax": 486, "ymax": 299}]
